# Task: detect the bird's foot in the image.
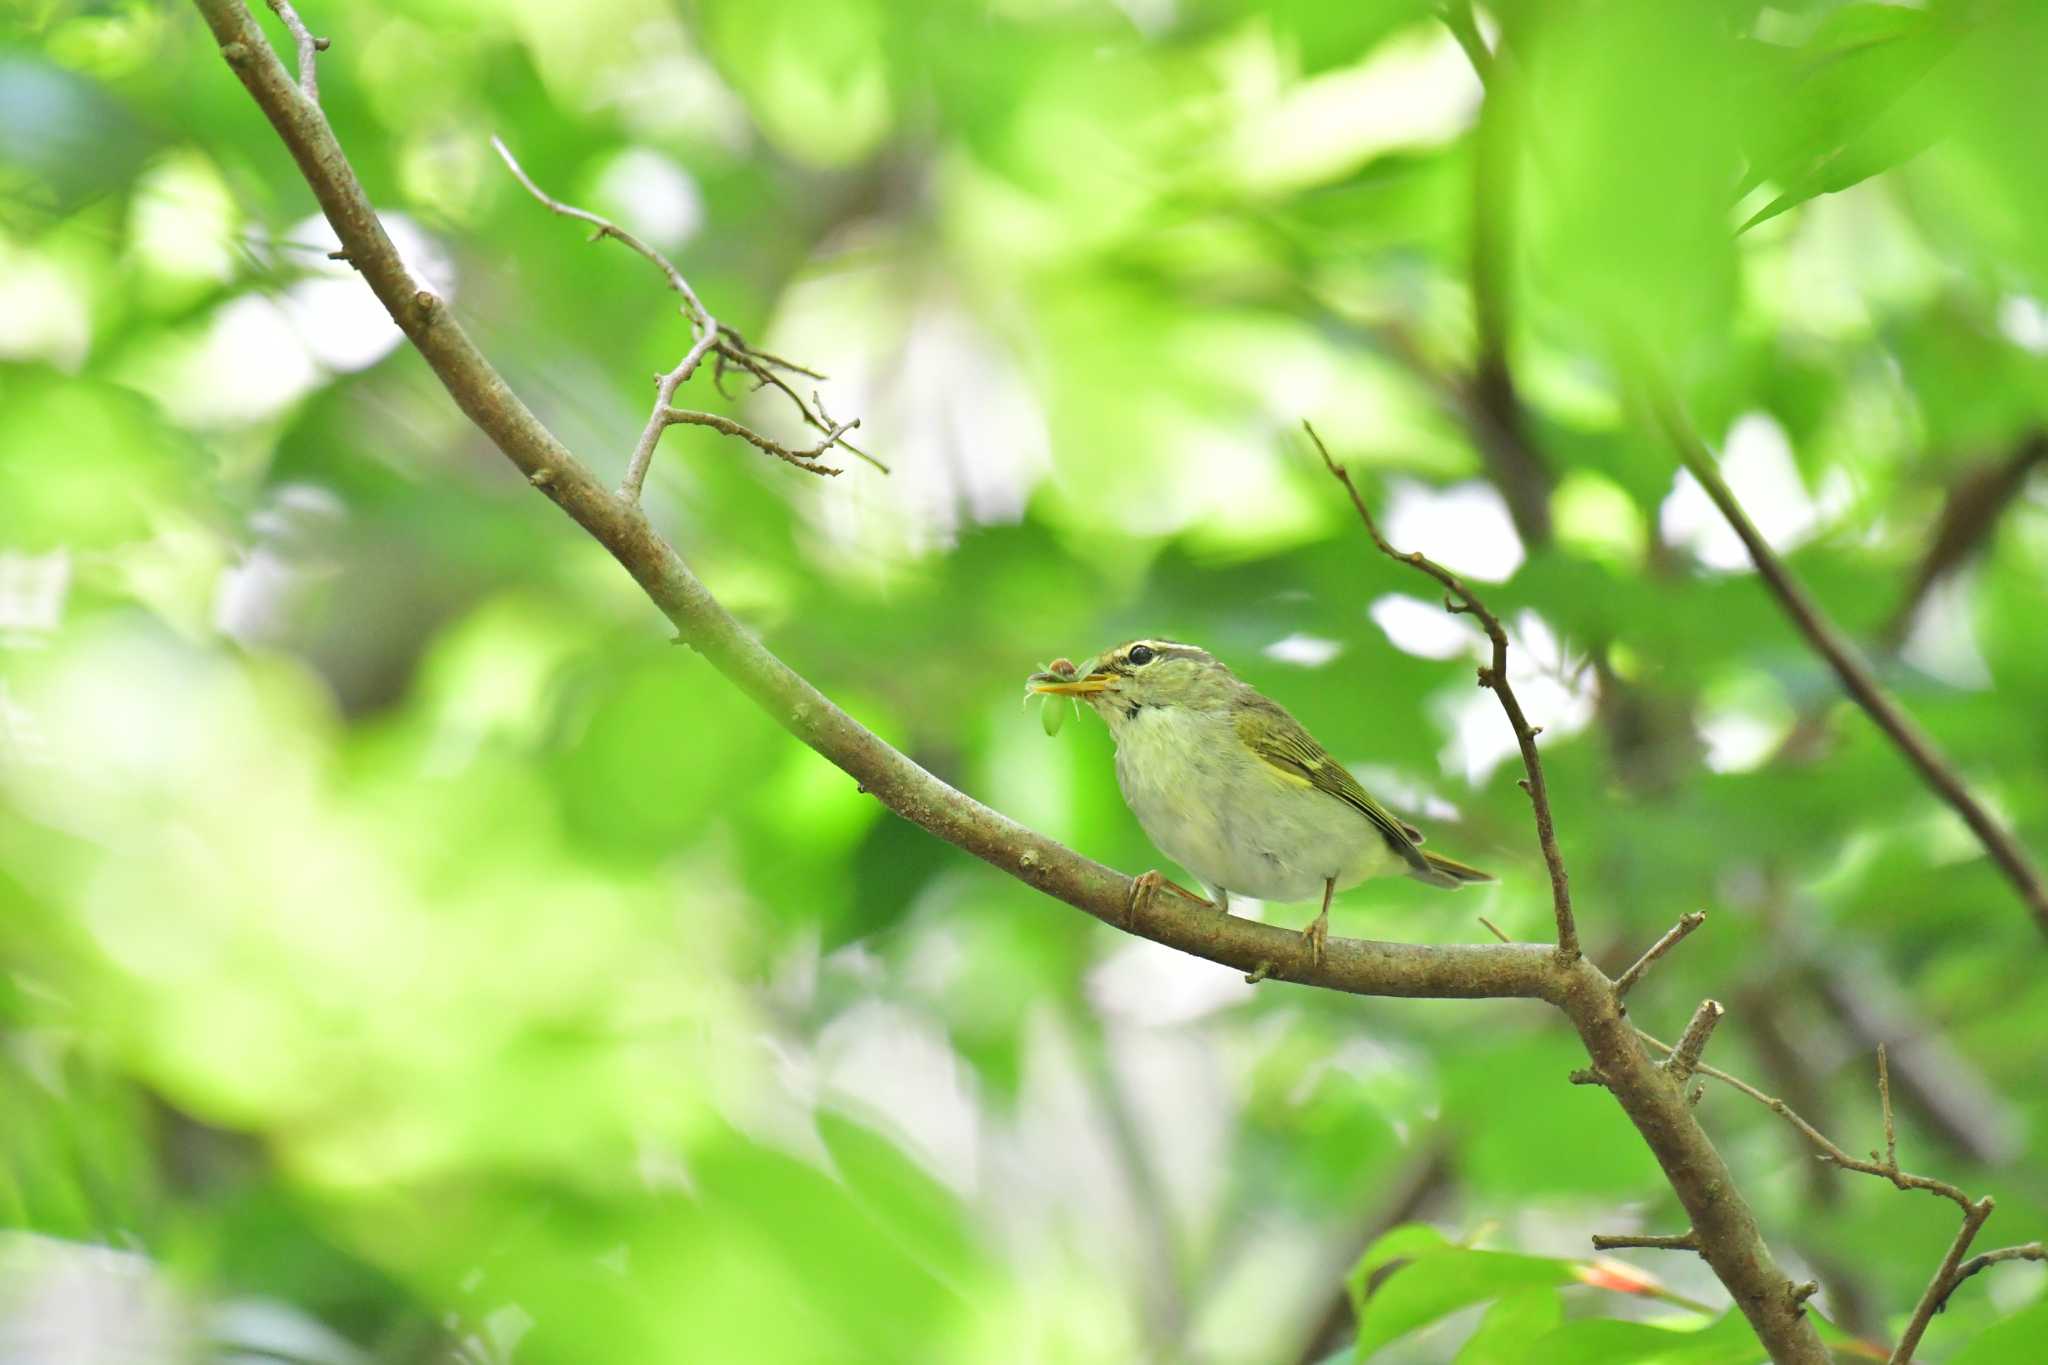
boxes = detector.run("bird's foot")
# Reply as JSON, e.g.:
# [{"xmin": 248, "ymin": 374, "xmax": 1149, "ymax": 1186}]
[
  {"xmin": 1302, "ymin": 909, "xmax": 1329, "ymax": 968},
  {"xmin": 1127, "ymin": 869, "xmax": 1212, "ymax": 928}
]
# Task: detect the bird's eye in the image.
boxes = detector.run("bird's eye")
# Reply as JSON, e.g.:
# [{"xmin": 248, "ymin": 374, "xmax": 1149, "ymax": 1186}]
[{"xmin": 1127, "ymin": 644, "xmax": 1156, "ymax": 666}]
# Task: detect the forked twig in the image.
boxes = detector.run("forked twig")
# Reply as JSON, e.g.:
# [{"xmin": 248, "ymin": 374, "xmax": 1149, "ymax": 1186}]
[
  {"xmin": 1637, "ymin": 1029, "xmax": 2037, "ymax": 1362},
  {"xmin": 490, "ymin": 135, "xmax": 882, "ymax": 498}
]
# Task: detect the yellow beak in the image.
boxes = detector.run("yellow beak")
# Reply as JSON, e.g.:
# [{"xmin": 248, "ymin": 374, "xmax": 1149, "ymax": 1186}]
[{"xmin": 1028, "ymin": 670, "xmax": 1113, "ymax": 696}]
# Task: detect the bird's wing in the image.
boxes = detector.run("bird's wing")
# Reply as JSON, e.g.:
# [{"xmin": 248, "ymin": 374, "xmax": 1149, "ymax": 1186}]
[{"xmin": 1235, "ymin": 703, "xmax": 1429, "ymax": 869}]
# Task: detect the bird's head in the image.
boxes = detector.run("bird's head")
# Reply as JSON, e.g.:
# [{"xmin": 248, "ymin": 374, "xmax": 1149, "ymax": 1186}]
[{"xmin": 1027, "ymin": 639, "xmax": 1240, "ymax": 721}]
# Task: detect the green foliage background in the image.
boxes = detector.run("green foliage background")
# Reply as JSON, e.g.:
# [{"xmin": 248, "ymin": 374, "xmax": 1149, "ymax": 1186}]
[{"xmin": 3, "ymin": 0, "xmax": 2046, "ymax": 1361}]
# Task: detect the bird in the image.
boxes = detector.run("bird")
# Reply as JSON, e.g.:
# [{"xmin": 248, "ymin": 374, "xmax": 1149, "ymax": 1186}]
[{"xmin": 1027, "ymin": 638, "xmax": 1492, "ymax": 964}]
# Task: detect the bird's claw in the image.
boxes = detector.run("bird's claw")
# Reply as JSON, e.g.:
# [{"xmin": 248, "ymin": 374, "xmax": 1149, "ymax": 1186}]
[
  {"xmin": 1303, "ymin": 912, "xmax": 1329, "ymax": 969},
  {"xmin": 1127, "ymin": 869, "xmax": 1212, "ymax": 928}
]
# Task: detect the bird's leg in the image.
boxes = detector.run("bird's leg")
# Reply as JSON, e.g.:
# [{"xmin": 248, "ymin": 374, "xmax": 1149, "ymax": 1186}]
[
  {"xmin": 1127, "ymin": 869, "xmax": 1213, "ymax": 928},
  {"xmin": 1303, "ymin": 877, "xmax": 1334, "ymax": 967},
  {"xmin": 1216, "ymin": 888, "xmax": 1230, "ymax": 917}
]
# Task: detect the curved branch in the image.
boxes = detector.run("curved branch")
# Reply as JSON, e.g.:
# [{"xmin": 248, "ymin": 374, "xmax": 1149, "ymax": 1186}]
[
  {"xmin": 1650, "ymin": 393, "xmax": 2048, "ymax": 941},
  {"xmin": 194, "ymin": 7, "xmax": 1827, "ymax": 1360}
]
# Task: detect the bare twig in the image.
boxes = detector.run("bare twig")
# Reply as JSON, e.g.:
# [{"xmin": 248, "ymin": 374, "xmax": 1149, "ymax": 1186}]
[
  {"xmin": 1591, "ymin": 1230, "xmax": 1698, "ymax": 1252},
  {"xmin": 1649, "ymin": 392, "xmax": 2048, "ymax": 941},
  {"xmin": 490, "ymin": 135, "xmax": 878, "ymax": 498},
  {"xmin": 493, "ymin": 134, "xmax": 717, "ymax": 500},
  {"xmin": 1637, "ymin": 1029, "xmax": 2040, "ymax": 1360},
  {"xmin": 1478, "ymin": 915, "xmax": 1510, "ymax": 943},
  {"xmin": 718, "ymin": 344, "xmax": 887, "ymax": 473},
  {"xmin": 490, "ymin": 134, "xmax": 712, "ymax": 328},
  {"xmin": 1877, "ymin": 1045, "xmax": 1897, "ymax": 1174},
  {"xmin": 263, "ymin": 0, "xmax": 326, "ymax": 104},
  {"xmin": 1614, "ymin": 911, "xmax": 1706, "ymax": 998},
  {"xmin": 1637, "ymin": 1031, "xmax": 1975, "ymax": 1212},
  {"xmin": 1663, "ymin": 1000, "xmax": 1725, "ymax": 1085},
  {"xmin": 1931, "ymin": 1243, "xmax": 2047, "ymax": 1315},
  {"xmin": 1892, "ymin": 1199, "xmax": 1995, "ymax": 1365},
  {"xmin": 661, "ymin": 406, "xmax": 855, "ymax": 476},
  {"xmin": 1809, "ymin": 960, "xmax": 2023, "ymax": 1165},
  {"xmin": 1307, "ymin": 420, "xmax": 1578, "ymax": 963}
]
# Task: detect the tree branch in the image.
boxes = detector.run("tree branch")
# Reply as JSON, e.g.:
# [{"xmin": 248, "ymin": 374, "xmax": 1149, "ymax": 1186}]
[
  {"xmin": 1930, "ymin": 1243, "xmax": 2047, "ymax": 1315},
  {"xmin": 1892, "ymin": 1200, "xmax": 1995, "ymax": 1365},
  {"xmin": 1308, "ymin": 425, "xmax": 1826, "ymax": 1363},
  {"xmin": 1308, "ymin": 421, "xmax": 1576, "ymax": 962},
  {"xmin": 198, "ymin": 7, "xmax": 1835, "ymax": 1359},
  {"xmin": 1808, "ymin": 958, "xmax": 2023, "ymax": 1165},
  {"xmin": 1614, "ymin": 911, "xmax": 1706, "ymax": 998},
  {"xmin": 1636, "ymin": 1032, "xmax": 2040, "ymax": 1361},
  {"xmin": 1663, "ymin": 999, "xmax": 1725, "ymax": 1086},
  {"xmin": 1591, "ymin": 1230, "xmax": 1699, "ymax": 1252},
  {"xmin": 1649, "ymin": 392, "xmax": 2048, "ymax": 941}
]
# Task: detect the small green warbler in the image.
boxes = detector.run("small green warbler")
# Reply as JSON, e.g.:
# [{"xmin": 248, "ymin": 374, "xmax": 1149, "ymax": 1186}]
[{"xmin": 1028, "ymin": 638, "xmax": 1492, "ymax": 962}]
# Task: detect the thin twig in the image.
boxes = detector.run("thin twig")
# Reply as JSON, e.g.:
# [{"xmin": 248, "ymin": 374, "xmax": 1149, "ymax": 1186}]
[
  {"xmin": 1930, "ymin": 1243, "xmax": 2047, "ymax": 1315},
  {"xmin": 1478, "ymin": 915, "xmax": 1510, "ymax": 943},
  {"xmin": 718, "ymin": 341, "xmax": 887, "ymax": 473},
  {"xmin": 662, "ymin": 407, "xmax": 854, "ymax": 476},
  {"xmin": 491, "ymin": 135, "xmax": 711, "ymax": 329},
  {"xmin": 1809, "ymin": 960, "xmax": 2023, "ymax": 1165},
  {"xmin": 1636, "ymin": 1024, "xmax": 2039, "ymax": 1359},
  {"xmin": 1877, "ymin": 1045, "xmax": 1897, "ymax": 1174},
  {"xmin": 1892, "ymin": 1199, "xmax": 1995, "ymax": 1364},
  {"xmin": 1663, "ymin": 999, "xmax": 1724, "ymax": 1085},
  {"xmin": 491, "ymin": 135, "xmax": 721, "ymax": 500},
  {"xmin": 1649, "ymin": 390, "xmax": 2048, "ymax": 942},
  {"xmin": 263, "ymin": 0, "xmax": 327, "ymax": 105},
  {"xmin": 1591, "ymin": 1230, "xmax": 1699, "ymax": 1252},
  {"xmin": 1307, "ymin": 420, "xmax": 1578, "ymax": 962},
  {"xmin": 490, "ymin": 135, "xmax": 878, "ymax": 497},
  {"xmin": 1615, "ymin": 911, "xmax": 1706, "ymax": 998},
  {"xmin": 1636, "ymin": 1030, "xmax": 1975, "ymax": 1212}
]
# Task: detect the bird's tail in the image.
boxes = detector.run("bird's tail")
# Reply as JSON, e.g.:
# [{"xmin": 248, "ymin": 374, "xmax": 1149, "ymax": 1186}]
[{"xmin": 1409, "ymin": 850, "xmax": 1496, "ymax": 889}]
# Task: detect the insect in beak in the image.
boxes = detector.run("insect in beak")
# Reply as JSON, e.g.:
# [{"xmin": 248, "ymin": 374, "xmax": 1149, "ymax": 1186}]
[{"xmin": 1027, "ymin": 659, "xmax": 1112, "ymax": 696}]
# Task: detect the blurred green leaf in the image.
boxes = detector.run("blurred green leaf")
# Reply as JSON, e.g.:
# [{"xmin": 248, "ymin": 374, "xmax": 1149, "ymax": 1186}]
[
  {"xmin": 1734, "ymin": 2, "xmax": 1965, "ymax": 232},
  {"xmin": 1519, "ymin": 1311, "xmax": 1765, "ymax": 1365},
  {"xmin": 1950, "ymin": 1296, "xmax": 2048, "ymax": 1365},
  {"xmin": 1347, "ymin": 1224, "xmax": 1575, "ymax": 1359}
]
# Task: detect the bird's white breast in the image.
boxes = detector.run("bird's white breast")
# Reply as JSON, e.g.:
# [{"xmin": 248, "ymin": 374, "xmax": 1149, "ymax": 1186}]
[{"xmin": 1108, "ymin": 704, "xmax": 1400, "ymax": 904}]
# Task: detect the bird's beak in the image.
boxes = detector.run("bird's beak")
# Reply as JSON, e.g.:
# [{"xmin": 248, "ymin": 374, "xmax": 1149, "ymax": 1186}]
[{"xmin": 1028, "ymin": 668, "xmax": 1113, "ymax": 696}]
